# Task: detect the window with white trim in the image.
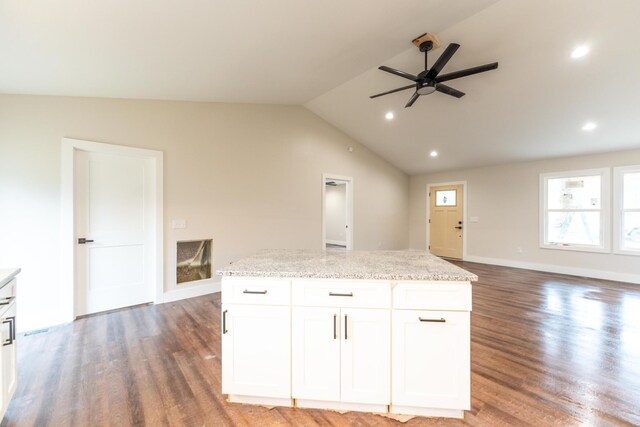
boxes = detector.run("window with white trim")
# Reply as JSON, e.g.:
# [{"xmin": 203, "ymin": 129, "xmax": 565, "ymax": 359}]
[
  {"xmin": 614, "ymin": 165, "xmax": 640, "ymax": 255},
  {"xmin": 540, "ymin": 169, "xmax": 610, "ymax": 252}
]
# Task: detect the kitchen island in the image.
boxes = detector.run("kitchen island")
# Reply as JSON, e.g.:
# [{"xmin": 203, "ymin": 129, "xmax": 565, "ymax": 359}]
[{"xmin": 218, "ymin": 250, "xmax": 477, "ymax": 419}]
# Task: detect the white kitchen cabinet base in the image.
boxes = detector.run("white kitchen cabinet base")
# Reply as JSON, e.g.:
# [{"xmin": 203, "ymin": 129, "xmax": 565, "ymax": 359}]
[
  {"xmin": 227, "ymin": 394, "xmax": 293, "ymax": 407},
  {"xmin": 296, "ymin": 399, "xmax": 387, "ymax": 414},
  {"xmin": 391, "ymin": 405, "xmax": 464, "ymax": 419}
]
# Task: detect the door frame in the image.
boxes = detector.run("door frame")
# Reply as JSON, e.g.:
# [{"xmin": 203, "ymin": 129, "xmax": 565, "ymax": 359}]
[
  {"xmin": 322, "ymin": 173, "xmax": 353, "ymax": 250},
  {"xmin": 60, "ymin": 138, "xmax": 164, "ymax": 322},
  {"xmin": 426, "ymin": 181, "xmax": 467, "ymax": 260}
]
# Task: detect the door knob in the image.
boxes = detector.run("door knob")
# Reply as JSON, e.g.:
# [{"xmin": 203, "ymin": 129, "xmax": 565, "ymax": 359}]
[{"xmin": 78, "ymin": 238, "xmax": 94, "ymax": 244}]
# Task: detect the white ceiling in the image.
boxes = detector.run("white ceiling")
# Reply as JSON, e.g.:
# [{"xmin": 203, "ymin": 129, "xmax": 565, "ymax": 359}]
[
  {"xmin": 0, "ymin": 0, "xmax": 497, "ymax": 104},
  {"xmin": 2, "ymin": 0, "xmax": 640, "ymax": 175},
  {"xmin": 306, "ymin": 0, "xmax": 640, "ymax": 174}
]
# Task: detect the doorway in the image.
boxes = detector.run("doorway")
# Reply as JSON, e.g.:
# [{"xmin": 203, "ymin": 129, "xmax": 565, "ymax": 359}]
[
  {"xmin": 322, "ymin": 174, "xmax": 353, "ymax": 250},
  {"xmin": 427, "ymin": 182, "xmax": 466, "ymax": 260},
  {"xmin": 61, "ymin": 138, "xmax": 163, "ymax": 320}
]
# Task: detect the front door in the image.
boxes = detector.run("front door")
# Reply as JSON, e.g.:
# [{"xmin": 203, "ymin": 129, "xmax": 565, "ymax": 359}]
[
  {"xmin": 75, "ymin": 149, "xmax": 155, "ymax": 316},
  {"xmin": 429, "ymin": 184, "xmax": 463, "ymax": 259}
]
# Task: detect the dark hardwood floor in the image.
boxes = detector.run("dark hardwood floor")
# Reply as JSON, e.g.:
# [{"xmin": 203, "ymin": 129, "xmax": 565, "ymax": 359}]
[{"xmin": 3, "ymin": 262, "xmax": 640, "ymax": 426}]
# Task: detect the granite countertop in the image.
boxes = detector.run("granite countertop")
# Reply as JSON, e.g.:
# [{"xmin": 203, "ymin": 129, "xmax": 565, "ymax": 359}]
[
  {"xmin": 217, "ymin": 250, "xmax": 477, "ymax": 282},
  {"xmin": 0, "ymin": 268, "xmax": 21, "ymax": 289}
]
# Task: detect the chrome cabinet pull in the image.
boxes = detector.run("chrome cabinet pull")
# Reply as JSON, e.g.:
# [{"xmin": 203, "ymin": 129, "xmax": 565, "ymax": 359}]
[
  {"xmin": 329, "ymin": 292, "xmax": 353, "ymax": 297},
  {"xmin": 419, "ymin": 317, "xmax": 446, "ymax": 323},
  {"xmin": 333, "ymin": 314, "xmax": 337, "ymax": 340},
  {"xmin": 243, "ymin": 290, "xmax": 267, "ymax": 294},
  {"xmin": 222, "ymin": 310, "xmax": 228, "ymax": 334}
]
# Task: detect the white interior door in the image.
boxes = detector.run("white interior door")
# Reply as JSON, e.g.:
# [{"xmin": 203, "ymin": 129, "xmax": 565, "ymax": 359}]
[
  {"xmin": 221, "ymin": 304, "xmax": 291, "ymax": 398},
  {"xmin": 292, "ymin": 306, "xmax": 341, "ymax": 401},
  {"xmin": 341, "ymin": 308, "xmax": 390, "ymax": 405},
  {"xmin": 75, "ymin": 150, "xmax": 155, "ymax": 316}
]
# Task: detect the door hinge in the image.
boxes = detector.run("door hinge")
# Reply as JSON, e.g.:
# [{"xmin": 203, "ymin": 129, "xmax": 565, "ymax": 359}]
[
  {"xmin": 428, "ymin": 245, "xmax": 430, "ymax": 250},
  {"xmin": 428, "ymin": 219, "xmax": 431, "ymax": 223}
]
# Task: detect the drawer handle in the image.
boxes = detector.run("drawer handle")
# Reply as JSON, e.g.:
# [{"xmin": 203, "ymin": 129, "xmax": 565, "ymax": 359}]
[
  {"xmin": 243, "ymin": 290, "xmax": 267, "ymax": 295},
  {"xmin": 344, "ymin": 314, "xmax": 348, "ymax": 340},
  {"xmin": 3, "ymin": 317, "xmax": 14, "ymax": 346},
  {"xmin": 333, "ymin": 314, "xmax": 337, "ymax": 340},
  {"xmin": 0, "ymin": 296, "xmax": 15, "ymax": 306},
  {"xmin": 222, "ymin": 310, "xmax": 228, "ymax": 334},
  {"xmin": 329, "ymin": 292, "xmax": 353, "ymax": 297},
  {"xmin": 419, "ymin": 317, "xmax": 446, "ymax": 323}
]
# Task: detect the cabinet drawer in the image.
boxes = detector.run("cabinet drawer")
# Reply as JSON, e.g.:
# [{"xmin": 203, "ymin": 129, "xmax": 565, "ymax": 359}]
[
  {"xmin": 222, "ymin": 277, "xmax": 290, "ymax": 305},
  {"xmin": 393, "ymin": 283, "xmax": 471, "ymax": 311},
  {"xmin": 0, "ymin": 278, "xmax": 16, "ymax": 301},
  {"xmin": 292, "ymin": 280, "xmax": 390, "ymax": 308}
]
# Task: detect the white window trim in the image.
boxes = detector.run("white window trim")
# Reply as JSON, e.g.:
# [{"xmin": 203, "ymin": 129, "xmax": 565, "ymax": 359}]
[
  {"xmin": 539, "ymin": 168, "xmax": 611, "ymax": 253},
  {"xmin": 613, "ymin": 165, "xmax": 640, "ymax": 256}
]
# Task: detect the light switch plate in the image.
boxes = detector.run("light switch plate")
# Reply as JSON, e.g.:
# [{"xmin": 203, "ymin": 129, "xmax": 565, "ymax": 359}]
[
  {"xmin": 172, "ymin": 219, "xmax": 187, "ymax": 229},
  {"xmin": 470, "ymin": 216, "xmax": 479, "ymax": 223}
]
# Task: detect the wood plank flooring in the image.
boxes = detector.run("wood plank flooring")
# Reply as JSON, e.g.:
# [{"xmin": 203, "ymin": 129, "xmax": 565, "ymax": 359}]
[{"xmin": 3, "ymin": 262, "xmax": 640, "ymax": 426}]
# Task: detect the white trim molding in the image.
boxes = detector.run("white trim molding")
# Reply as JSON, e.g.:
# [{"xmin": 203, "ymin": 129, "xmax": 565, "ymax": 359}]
[
  {"xmin": 163, "ymin": 281, "xmax": 221, "ymax": 303},
  {"xmin": 464, "ymin": 255, "xmax": 640, "ymax": 285},
  {"xmin": 321, "ymin": 173, "xmax": 354, "ymax": 250},
  {"xmin": 539, "ymin": 168, "xmax": 611, "ymax": 254},
  {"xmin": 60, "ymin": 138, "xmax": 164, "ymax": 322},
  {"xmin": 613, "ymin": 165, "xmax": 640, "ymax": 256},
  {"xmin": 426, "ymin": 181, "xmax": 468, "ymax": 260}
]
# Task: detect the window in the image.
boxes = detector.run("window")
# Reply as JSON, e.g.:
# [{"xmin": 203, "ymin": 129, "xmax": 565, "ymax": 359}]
[
  {"xmin": 435, "ymin": 190, "xmax": 456, "ymax": 206},
  {"xmin": 614, "ymin": 166, "xmax": 640, "ymax": 255},
  {"xmin": 540, "ymin": 168, "xmax": 610, "ymax": 252}
]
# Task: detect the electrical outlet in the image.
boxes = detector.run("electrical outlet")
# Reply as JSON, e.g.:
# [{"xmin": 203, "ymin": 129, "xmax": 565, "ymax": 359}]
[{"xmin": 516, "ymin": 247, "xmax": 523, "ymax": 253}]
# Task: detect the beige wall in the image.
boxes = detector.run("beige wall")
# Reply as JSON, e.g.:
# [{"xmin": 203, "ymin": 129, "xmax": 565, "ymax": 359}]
[
  {"xmin": 410, "ymin": 149, "xmax": 640, "ymax": 282},
  {"xmin": 0, "ymin": 94, "xmax": 409, "ymax": 331}
]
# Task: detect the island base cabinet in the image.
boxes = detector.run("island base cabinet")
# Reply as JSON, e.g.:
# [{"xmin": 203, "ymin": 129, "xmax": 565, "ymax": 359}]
[
  {"xmin": 292, "ymin": 307, "xmax": 390, "ymax": 406},
  {"xmin": 391, "ymin": 310, "xmax": 470, "ymax": 415},
  {"xmin": 221, "ymin": 304, "xmax": 291, "ymax": 400}
]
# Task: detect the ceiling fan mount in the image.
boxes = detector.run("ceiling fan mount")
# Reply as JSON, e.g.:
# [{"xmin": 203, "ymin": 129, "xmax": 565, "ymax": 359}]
[{"xmin": 370, "ymin": 32, "xmax": 498, "ymax": 107}]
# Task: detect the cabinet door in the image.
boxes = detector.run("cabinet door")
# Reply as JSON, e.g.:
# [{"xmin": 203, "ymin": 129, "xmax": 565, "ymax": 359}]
[
  {"xmin": 292, "ymin": 306, "xmax": 340, "ymax": 401},
  {"xmin": 392, "ymin": 310, "xmax": 470, "ymax": 410},
  {"xmin": 221, "ymin": 304, "xmax": 290, "ymax": 398},
  {"xmin": 341, "ymin": 308, "xmax": 390, "ymax": 405},
  {"xmin": 2, "ymin": 303, "xmax": 16, "ymax": 406}
]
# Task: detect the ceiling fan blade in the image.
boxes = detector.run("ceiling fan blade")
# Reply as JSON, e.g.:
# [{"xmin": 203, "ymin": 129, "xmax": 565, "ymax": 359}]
[
  {"xmin": 435, "ymin": 83, "xmax": 465, "ymax": 98},
  {"xmin": 378, "ymin": 66, "xmax": 418, "ymax": 82},
  {"xmin": 436, "ymin": 62, "xmax": 498, "ymax": 83},
  {"xmin": 405, "ymin": 92, "xmax": 420, "ymax": 108},
  {"xmin": 370, "ymin": 84, "xmax": 416, "ymax": 99},
  {"xmin": 425, "ymin": 43, "xmax": 460, "ymax": 80}
]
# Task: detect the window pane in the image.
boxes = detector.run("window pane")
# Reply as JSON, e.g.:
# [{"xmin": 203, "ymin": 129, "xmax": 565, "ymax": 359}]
[
  {"xmin": 547, "ymin": 211, "xmax": 601, "ymax": 245},
  {"xmin": 547, "ymin": 175, "xmax": 601, "ymax": 210},
  {"xmin": 623, "ymin": 212, "xmax": 640, "ymax": 250},
  {"xmin": 623, "ymin": 172, "xmax": 640, "ymax": 210},
  {"xmin": 436, "ymin": 190, "xmax": 456, "ymax": 206}
]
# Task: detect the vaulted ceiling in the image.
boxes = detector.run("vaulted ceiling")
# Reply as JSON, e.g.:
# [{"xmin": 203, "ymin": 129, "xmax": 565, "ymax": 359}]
[{"xmin": 2, "ymin": 0, "xmax": 640, "ymax": 174}]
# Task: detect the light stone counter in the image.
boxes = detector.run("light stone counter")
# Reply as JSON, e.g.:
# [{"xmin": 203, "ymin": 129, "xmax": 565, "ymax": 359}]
[
  {"xmin": 217, "ymin": 249, "xmax": 477, "ymax": 282},
  {"xmin": 0, "ymin": 268, "xmax": 20, "ymax": 290}
]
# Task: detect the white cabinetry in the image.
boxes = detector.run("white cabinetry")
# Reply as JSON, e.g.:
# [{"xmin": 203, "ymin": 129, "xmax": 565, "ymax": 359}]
[
  {"xmin": 391, "ymin": 310, "xmax": 470, "ymax": 417},
  {"xmin": 292, "ymin": 280, "xmax": 391, "ymax": 412},
  {"xmin": 221, "ymin": 277, "xmax": 291, "ymax": 406},
  {"xmin": 0, "ymin": 274, "xmax": 18, "ymax": 422},
  {"xmin": 221, "ymin": 275, "xmax": 472, "ymax": 419}
]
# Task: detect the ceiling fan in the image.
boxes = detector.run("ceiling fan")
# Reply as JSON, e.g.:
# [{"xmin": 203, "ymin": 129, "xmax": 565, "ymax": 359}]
[{"xmin": 370, "ymin": 33, "xmax": 498, "ymax": 107}]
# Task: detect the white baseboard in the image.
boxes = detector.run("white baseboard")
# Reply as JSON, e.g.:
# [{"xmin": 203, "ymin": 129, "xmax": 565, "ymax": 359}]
[
  {"xmin": 464, "ymin": 255, "xmax": 640, "ymax": 284},
  {"xmin": 326, "ymin": 239, "xmax": 347, "ymax": 246},
  {"xmin": 162, "ymin": 281, "xmax": 221, "ymax": 303}
]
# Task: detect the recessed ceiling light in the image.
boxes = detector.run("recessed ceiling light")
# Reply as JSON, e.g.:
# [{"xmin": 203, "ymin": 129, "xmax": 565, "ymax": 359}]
[
  {"xmin": 582, "ymin": 122, "xmax": 597, "ymax": 131},
  {"xmin": 385, "ymin": 112, "xmax": 394, "ymax": 120},
  {"xmin": 430, "ymin": 150, "xmax": 438, "ymax": 157},
  {"xmin": 571, "ymin": 45, "xmax": 590, "ymax": 59}
]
